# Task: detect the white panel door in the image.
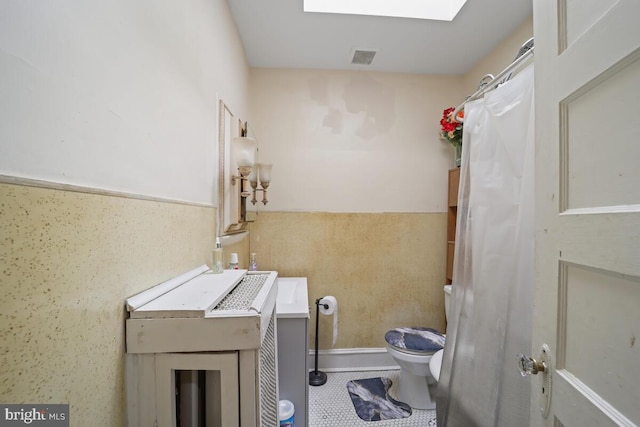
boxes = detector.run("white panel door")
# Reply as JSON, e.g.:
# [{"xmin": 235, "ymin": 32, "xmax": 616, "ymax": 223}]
[{"xmin": 533, "ymin": 0, "xmax": 640, "ymax": 426}]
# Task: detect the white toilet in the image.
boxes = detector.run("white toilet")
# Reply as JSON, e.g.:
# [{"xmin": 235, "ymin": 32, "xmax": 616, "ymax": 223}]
[{"xmin": 384, "ymin": 285, "xmax": 452, "ymax": 410}]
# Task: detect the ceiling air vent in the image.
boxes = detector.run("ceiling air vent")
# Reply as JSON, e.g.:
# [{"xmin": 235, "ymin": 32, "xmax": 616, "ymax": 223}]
[{"xmin": 350, "ymin": 49, "xmax": 378, "ymax": 65}]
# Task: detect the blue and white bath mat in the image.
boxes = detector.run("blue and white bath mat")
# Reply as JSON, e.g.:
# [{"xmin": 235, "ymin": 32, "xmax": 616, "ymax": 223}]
[{"xmin": 346, "ymin": 377, "xmax": 412, "ymax": 421}]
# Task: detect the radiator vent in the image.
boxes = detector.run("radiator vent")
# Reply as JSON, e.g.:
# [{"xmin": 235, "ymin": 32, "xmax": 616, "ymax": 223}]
[
  {"xmin": 351, "ymin": 49, "xmax": 377, "ymax": 65},
  {"xmin": 258, "ymin": 310, "xmax": 279, "ymax": 426},
  {"xmin": 214, "ymin": 273, "xmax": 269, "ymax": 311}
]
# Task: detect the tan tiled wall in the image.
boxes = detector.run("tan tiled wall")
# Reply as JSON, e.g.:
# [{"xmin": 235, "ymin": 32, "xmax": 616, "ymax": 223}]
[
  {"xmin": 0, "ymin": 183, "xmax": 215, "ymax": 424},
  {"xmin": 250, "ymin": 211, "xmax": 447, "ymax": 348}
]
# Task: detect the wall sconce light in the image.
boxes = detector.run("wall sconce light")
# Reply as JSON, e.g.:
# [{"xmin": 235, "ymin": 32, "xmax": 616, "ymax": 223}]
[
  {"xmin": 249, "ymin": 163, "xmax": 272, "ymax": 205},
  {"xmin": 231, "ymin": 135, "xmax": 273, "ymax": 222},
  {"xmin": 231, "ymin": 136, "xmax": 257, "ymax": 198}
]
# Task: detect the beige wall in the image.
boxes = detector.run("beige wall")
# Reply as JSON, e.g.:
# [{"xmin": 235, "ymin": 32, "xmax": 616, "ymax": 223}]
[
  {"xmin": 0, "ymin": 183, "xmax": 215, "ymax": 423},
  {"xmin": 247, "ymin": 68, "xmax": 466, "ymax": 349},
  {"xmin": 249, "ymin": 68, "xmax": 467, "ymax": 213},
  {"xmin": 0, "ymin": 0, "xmax": 249, "ymax": 425},
  {"xmin": 0, "ymin": 0, "xmax": 250, "ymax": 205},
  {"xmin": 250, "ymin": 212, "xmax": 447, "ymax": 348}
]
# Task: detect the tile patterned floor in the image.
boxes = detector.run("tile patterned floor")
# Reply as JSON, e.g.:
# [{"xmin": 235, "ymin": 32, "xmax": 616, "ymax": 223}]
[{"xmin": 309, "ymin": 370, "xmax": 437, "ymax": 426}]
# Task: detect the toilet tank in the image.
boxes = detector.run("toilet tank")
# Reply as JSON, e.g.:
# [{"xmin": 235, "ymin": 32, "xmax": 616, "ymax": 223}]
[{"xmin": 443, "ymin": 285, "xmax": 452, "ymax": 322}]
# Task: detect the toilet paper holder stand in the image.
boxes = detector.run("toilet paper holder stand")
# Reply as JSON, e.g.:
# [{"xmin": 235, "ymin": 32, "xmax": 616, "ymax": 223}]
[{"xmin": 309, "ymin": 297, "xmax": 329, "ymax": 386}]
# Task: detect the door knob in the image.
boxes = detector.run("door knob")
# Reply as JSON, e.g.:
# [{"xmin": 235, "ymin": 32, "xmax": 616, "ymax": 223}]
[
  {"xmin": 517, "ymin": 353, "xmax": 546, "ymax": 376},
  {"xmin": 517, "ymin": 344, "xmax": 552, "ymax": 419}
]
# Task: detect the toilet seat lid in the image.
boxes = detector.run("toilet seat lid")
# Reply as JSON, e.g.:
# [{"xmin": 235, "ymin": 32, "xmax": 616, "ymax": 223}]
[{"xmin": 385, "ymin": 327, "xmax": 445, "ymax": 354}]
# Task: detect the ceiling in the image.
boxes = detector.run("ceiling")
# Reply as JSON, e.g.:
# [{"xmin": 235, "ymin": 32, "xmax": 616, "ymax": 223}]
[{"xmin": 225, "ymin": 0, "xmax": 533, "ymax": 75}]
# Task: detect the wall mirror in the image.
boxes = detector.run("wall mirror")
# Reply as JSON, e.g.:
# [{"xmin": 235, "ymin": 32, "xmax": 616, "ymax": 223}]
[{"xmin": 218, "ymin": 99, "xmax": 259, "ymax": 237}]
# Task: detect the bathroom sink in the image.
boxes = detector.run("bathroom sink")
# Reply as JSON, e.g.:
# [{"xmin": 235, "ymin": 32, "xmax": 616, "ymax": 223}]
[{"xmin": 276, "ymin": 277, "xmax": 310, "ymax": 319}]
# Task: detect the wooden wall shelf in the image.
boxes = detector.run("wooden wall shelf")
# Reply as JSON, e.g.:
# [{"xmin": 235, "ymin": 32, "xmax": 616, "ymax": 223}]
[{"xmin": 446, "ymin": 168, "xmax": 460, "ymax": 284}]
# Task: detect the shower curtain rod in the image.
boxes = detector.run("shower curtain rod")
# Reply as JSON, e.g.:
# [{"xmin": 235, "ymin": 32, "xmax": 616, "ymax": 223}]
[{"xmin": 453, "ymin": 38, "xmax": 534, "ymax": 122}]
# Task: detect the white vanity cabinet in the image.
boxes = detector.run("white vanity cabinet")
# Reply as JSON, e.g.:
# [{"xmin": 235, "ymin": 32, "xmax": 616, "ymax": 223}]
[
  {"xmin": 276, "ymin": 277, "xmax": 310, "ymax": 427},
  {"xmin": 125, "ymin": 267, "xmax": 279, "ymax": 427}
]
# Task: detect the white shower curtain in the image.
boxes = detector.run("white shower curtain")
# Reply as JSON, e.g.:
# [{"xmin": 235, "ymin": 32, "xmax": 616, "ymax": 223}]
[{"xmin": 436, "ymin": 64, "xmax": 535, "ymax": 426}]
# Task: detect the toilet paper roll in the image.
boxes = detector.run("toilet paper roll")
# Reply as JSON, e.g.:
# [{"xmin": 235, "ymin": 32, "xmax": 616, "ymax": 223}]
[{"xmin": 319, "ymin": 296, "xmax": 338, "ymax": 347}]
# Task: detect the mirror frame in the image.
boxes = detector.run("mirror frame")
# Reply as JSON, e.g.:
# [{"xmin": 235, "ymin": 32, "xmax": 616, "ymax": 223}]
[{"xmin": 218, "ymin": 99, "xmax": 248, "ymax": 236}]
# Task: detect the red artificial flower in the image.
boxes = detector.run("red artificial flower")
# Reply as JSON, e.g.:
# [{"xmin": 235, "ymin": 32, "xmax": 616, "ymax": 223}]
[{"xmin": 439, "ymin": 107, "xmax": 463, "ymax": 146}]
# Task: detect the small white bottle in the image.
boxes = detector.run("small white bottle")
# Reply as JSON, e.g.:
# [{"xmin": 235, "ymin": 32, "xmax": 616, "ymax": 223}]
[
  {"xmin": 249, "ymin": 253, "xmax": 258, "ymax": 271},
  {"xmin": 229, "ymin": 252, "xmax": 239, "ymax": 270},
  {"xmin": 211, "ymin": 237, "xmax": 223, "ymax": 274}
]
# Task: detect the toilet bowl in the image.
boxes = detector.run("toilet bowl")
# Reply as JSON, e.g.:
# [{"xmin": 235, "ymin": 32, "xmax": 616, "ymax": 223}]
[
  {"xmin": 384, "ymin": 327, "xmax": 444, "ymax": 410},
  {"xmin": 384, "ymin": 285, "xmax": 452, "ymax": 409},
  {"xmin": 429, "ymin": 348, "xmax": 444, "ymax": 382}
]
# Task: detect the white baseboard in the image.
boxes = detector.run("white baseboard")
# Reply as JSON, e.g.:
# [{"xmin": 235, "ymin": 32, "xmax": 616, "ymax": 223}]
[{"xmin": 308, "ymin": 348, "xmax": 399, "ymax": 372}]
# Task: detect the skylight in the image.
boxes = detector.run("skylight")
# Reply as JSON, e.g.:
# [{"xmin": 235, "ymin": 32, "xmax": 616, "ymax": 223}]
[{"xmin": 303, "ymin": 0, "xmax": 468, "ymax": 21}]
